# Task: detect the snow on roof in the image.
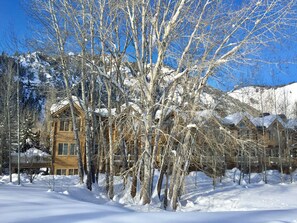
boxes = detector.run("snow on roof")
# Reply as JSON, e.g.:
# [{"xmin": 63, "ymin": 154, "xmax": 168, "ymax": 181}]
[
  {"xmin": 196, "ymin": 110, "xmax": 218, "ymax": 118},
  {"xmin": 223, "ymin": 112, "xmax": 253, "ymax": 126},
  {"xmin": 195, "ymin": 110, "xmax": 222, "ymax": 122},
  {"xmin": 286, "ymin": 119, "xmax": 297, "ymax": 129},
  {"xmin": 51, "ymin": 95, "xmax": 125, "ymax": 117},
  {"xmin": 222, "ymin": 112, "xmax": 293, "ymax": 129},
  {"xmin": 94, "ymin": 108, "xmax": 117, "ymax": 117},
  {"xmin": 252, "ymin": 115, "xmax": 286, "ymax": 128},
  {"xmin": 95, "ymin": 102, "xmax": 142, "ymax": 117},
  {"xmin": 11, "ymin": 148, "xmax": 50, "ymax": 157},
  {"xmin": 50, "ymin": 96, "xmax": 81, "ymax": 114}
]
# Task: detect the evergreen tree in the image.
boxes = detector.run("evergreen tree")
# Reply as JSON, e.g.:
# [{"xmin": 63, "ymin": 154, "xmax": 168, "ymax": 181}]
[{"xmin": 20, "ymin": 109, "xmax": 40, "ymax": 152}]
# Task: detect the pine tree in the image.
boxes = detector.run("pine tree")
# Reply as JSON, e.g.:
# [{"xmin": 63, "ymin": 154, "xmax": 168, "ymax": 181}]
[{"xmin": 20, "ymin": 110, "xmax": 40, "ymax": 152}]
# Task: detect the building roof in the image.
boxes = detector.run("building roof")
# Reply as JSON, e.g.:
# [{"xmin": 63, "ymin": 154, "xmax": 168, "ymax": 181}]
[
  {"xmin": 286, "ymin": 119, "xmax": 297, "ymax": 129},
  {"xmin": 50, "ymin": 96, "xmax": 82, "ymax": 114},
  {"xmin": 252, "ymin": 115, "xmax": 286, "ymax": 129},
  {"xmin": 222, "ymin": 112, "xmax": 253, "ymax": 126}
]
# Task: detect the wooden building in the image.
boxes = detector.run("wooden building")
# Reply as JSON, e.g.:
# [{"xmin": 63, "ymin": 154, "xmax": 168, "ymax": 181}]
[
  {"xmin": 223, "ymin": 112, "xmax": 297, "ymax": 171},
  {"xmin": 50, "ymin": 97, "xmax": 85, "ymax": 175},
  {"xmin": 49, "ymin": 96, "xmax": 297, "ymax": 175}
]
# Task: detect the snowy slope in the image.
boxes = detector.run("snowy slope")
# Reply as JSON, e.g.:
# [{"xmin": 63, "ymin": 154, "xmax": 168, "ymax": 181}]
[
  {"xmin": 228, "ymin": 82, "xmax": 297, "ymax": 118},
  {"xmin": 16, "ymin": 52, "xmax": 66, "ymax": 87},
  {"xmin": 202, "ymin": 86, "xmax": 259, "ymax": 117},
  {"xmin": 2, "ymin": 171, "xmax": 297, "ymax": 223},
  {"xmin": 18, "ymin": 52, "xmax": 53, "ymax": 85},
  {"xmin": 1, "ymin": 52, "xmax": 65, "ymax": 114}
]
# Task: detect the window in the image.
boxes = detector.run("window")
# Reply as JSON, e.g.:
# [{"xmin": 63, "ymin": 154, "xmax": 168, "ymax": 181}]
[
  {"xmin": 69, "ymin": 169, "xmax": 78, "ymax": 175},
  {"xmin": 56, "ymin": 169, "xmax": 67, "ymax": 175},
  {"xmin": 71, "ymin": 119, "xmax": 81, "ymax": 132},
  {"xmin": 60, "ymin": 120, "xmax": 69, "ymax": 131},
  {"xmin": 58, "ymin": 143, "xmax": 68, "ymax": 155},
  {"xmin": 69, "ymin": 144, "xmax": 77, "ymax": 155}
]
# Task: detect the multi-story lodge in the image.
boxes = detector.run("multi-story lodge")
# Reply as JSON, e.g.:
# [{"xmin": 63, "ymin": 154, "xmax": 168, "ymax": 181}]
[
  {"xmin": 50, "ymin": 98, "xmax": 297, "ymax": 175},
  {"xmin": 223, "ymin": 112, "xmax": 297, "ymax": 170},
  {"xmin": 50, "ymin": 97, "xmax": 86, "ymax": 175}
]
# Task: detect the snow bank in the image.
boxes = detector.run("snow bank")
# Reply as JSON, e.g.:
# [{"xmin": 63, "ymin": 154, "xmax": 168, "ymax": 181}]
[{"xmin": 2, "ymin": 171, "xmax": 297, "ymax": 222}]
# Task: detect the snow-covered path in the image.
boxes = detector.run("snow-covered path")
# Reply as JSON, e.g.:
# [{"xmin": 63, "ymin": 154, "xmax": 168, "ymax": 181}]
[{"xmin": 2, "ymin": 172, "xmax": 297, "ymax": 223}]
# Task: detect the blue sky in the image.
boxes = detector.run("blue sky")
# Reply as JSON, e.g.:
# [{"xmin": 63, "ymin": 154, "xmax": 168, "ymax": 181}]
[
  {"xmin": 0, "ymin": 0, "xmax": 296, "ymax": 88},
  {"xmin": 0, "ymin": 0, "xmax": 28, "ymax": 52}
]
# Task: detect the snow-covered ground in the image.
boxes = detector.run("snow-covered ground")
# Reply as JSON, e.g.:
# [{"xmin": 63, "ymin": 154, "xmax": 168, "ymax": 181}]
[{"xmin": 2, "ymin": 170, "xmax": 297, "ymax": 223}]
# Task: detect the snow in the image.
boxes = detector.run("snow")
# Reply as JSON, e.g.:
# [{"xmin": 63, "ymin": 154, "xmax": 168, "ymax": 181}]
[
  {"xmin": 222, "ymin": 112, "xmax": 289, "ymax": 129},
  {"xmin": 187, "ymin": 123, "xmax": 197, "ymax": 129},
  {"xmin": 2, "ymin": 170, "xmax": 297, "ymax": 222},
  {"xmin": 121, "ymin": 102, "xmax": 142, "ymax": 114},
  {"xmin": 193, "ymin": 110, "xmax": 222, "ymax": 125},
  {"xmin": 50, "ymin": 96, "xmax": 81, "ymax": 114},
  {"xmin": 256, "ymin": 1, "xmax": 261, "ymax": 6},
  {"xmin": 155, "ymin": 107, "xmax": 175, "ymax": 120},
  {"xmin": 51, "ymin": 97, "xmax": 142, "ymax": 118},
  {"xmin": 196, "ymin": 109, "xmax": 217, "ymax": 119},
  {"xmin": 223, "ymin": 112, "xmax": 253, "ymax": 125},
  {"xmin": 11, "ymin": 148, "xmax": 50, "ymax": 158},
  {"xmin": 200, "ymin": 91, "xmax": 216, "ymax": 106},
  {"xmin": 229, "ymin": 82, "xmax": 297, "ymax": 118},
  {"xmin": 18, "ymin": 52, "xmax": 52, "ymax": 85},
  {"xmin": 51, "ymin": 96, "xmax": 121, "ymax": 117},
  {"xmin": 96, "ymin": 102, "xmax": 142, "ymax": 117},
  {"xmin": 123, "ymin": 78, "xmax": 137, "ymax": 87},
  {"xmin": 255, "ymin": 19, "xmax": 260, "ymax": 25},
  {"xmin": 252, "ymin": 114, "xmax": 286, "ymax": 128},
  {"xmin": 287, "ymin": 119, "xmax": 297, "ymax": 129},
  {"xmin": 94, "ymin": 108, "xmax": 117, "ymax": 117}
]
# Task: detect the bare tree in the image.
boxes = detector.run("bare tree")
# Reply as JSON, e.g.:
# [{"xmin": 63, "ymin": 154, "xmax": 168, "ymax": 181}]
[
  {"xmin": 122, "ymin": 0, "xmax": 296, "ymax": 209},
  {"xmin": 28, "ymin": 0, "xmax": 85, "ymax": 183},
  {"xmin": 29, "ymin": 0, "xmax": 297, "ymax": 210},
  {"xmin": 0, "ymin": 58, "xmax": 17, "ymax": 181}
]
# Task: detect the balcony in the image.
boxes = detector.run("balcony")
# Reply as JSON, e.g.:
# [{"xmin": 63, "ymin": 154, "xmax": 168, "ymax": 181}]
[{"xmin": 11, "ymin": 148, "xmax": 51, "ymax": 169}]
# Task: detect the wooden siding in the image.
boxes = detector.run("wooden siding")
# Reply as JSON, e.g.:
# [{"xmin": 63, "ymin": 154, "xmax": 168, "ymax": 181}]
[{"xmin": 51, "ymin": 103, "xmax": 86, "ymax": 175}]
